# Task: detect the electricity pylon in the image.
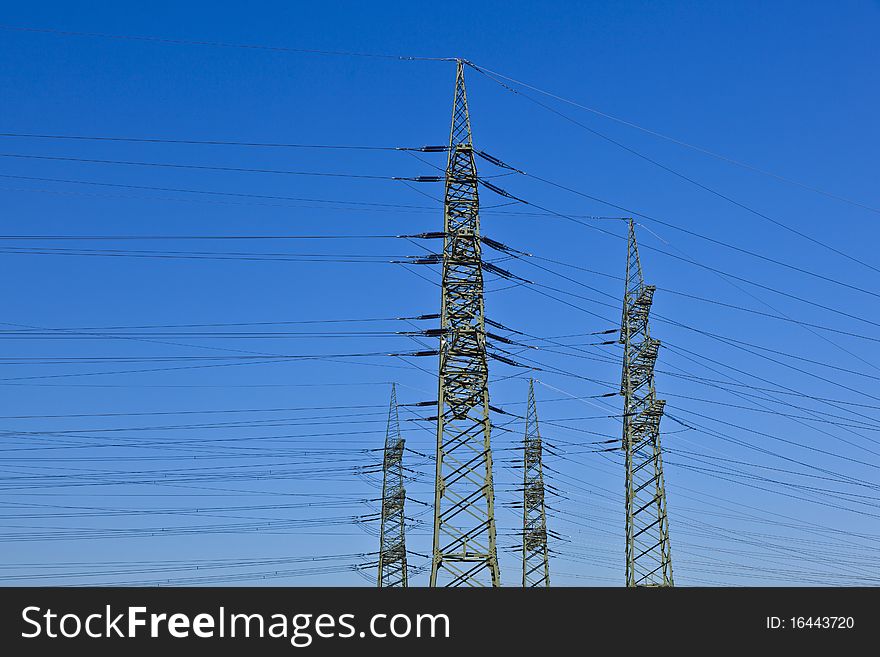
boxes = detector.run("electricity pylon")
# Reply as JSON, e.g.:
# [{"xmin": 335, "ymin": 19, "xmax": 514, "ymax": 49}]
[
  {"xmin": 430, "ymin": 59, "xmax": 501, "ymax": 587},
  {"xmin": 620, "ymin": 219, "xmax": 674, "ymax": 587},
  {"xmin": 522, "ymin": 379, "xmax": 550, "ymax": 587},
  {"xmin": 378, "ymin": 383, "xmax": 408, "ymax": 587}
]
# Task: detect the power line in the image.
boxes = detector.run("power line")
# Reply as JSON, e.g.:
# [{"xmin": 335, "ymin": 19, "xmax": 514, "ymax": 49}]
[
  {"xmin": 0, "ymin": 173, "xmax": 440, "ymax": 209},
  {"xmin": 0, "ymin": 235, "xmax": 399, "ymax": 240},
  {"xmin": 501, "ymin": 258, "xmax": 880, "ymax": 395},
  {"xmin": 0, "ymin": 152, "xmax": 440, "ymax": 182},
  {"xmin": 467, "ymin": 61, "xmax": 880, "ymax": 216},
  {"xmin": 484, "ymin": 159, "xmax": 880, "ymax": 301},
  {"xmin": 0, "ymin": 131, "xmax": 445, "ymax": 151},
  {"xmin": 526, "ymin": 251, "xmax": 880, "ymax": 344},
  {"xmin": 0, "ymin": 315, "xmax": 430, "ymax": 330}
]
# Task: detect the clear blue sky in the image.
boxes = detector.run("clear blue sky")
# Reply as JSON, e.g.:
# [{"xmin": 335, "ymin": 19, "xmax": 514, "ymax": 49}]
[{"xmin": 0, "ymin": 1, "xmax": 878, "ymax": 585}]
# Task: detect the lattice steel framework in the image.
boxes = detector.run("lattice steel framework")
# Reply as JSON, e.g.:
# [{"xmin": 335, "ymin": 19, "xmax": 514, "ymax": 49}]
[
  {"xmin": 522, "ymin": 379, "xmax": 550, "ymax": 587},
  {"xmin": 378, "ymin": 383, "xmax": 408, "ymax": 587},
  {"xmin": 620, "ymin": 219, "xmax": 674, "ymax": 587},
  {"xmin": 430, "ymin": 60, "xmax": 501, "ymax": 587}
]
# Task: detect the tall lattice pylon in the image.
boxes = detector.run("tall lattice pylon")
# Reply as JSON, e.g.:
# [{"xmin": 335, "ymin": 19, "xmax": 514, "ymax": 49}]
[
  {"xmin": 430, "ymin": 59, "xmax": 501, "ymax": 587},
  {"xmin": 378, "ymin": 383, "xmax": 408, "ymax": 587},
  {"xmin": 620, "ymin": 219, "xmax": 674, "ymax": 587},
  {"xmin": 522, "ymin": 379, "xmax": 550, "ymax": 587}
]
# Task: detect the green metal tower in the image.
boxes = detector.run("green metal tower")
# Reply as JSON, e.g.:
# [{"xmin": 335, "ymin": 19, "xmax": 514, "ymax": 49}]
[
  {"xmin": 620, "ymin": 219, "xmax": 674, "ymax": 587},
  {"xmin": 430, "ymin": 59, "xmax": 501, "ymax": 587},
  {"xmin": 522, "ymin": 379, "xmax": 550, "ymax": 587},
  {"xmin": 378, "ymin": 383, "xmax": 408, "ymax": 587}
]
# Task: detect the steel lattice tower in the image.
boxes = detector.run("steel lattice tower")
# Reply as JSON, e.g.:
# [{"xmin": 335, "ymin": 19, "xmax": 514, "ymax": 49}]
[
  {"xmin": 378, "ymin": 383, "xmax": 408, "ymax": 587},
  {"xmin": 522, "ymin": 379, "xmax": 550, "ymax": 587},
  {"xmin": 430, "ymin": 60, "xmax": 501, "ymax": 587},
  {"xmin": 620, "ymin": 219, "xmax": 674, "ymax": 587}
]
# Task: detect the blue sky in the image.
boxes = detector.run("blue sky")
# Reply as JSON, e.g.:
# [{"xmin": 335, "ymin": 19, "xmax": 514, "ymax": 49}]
[{"xmin": 0, "ymin": 1, "xmax": 878, "ymax": 585}]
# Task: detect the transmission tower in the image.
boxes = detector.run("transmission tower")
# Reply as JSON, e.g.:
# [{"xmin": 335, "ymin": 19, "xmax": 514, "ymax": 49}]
[
  {"xmin": 522, "ymin": 379, "xmax": 550, "ymax": 587},
  {"xmin": 430, "ymin": 59, "xmax": 501, "ymax": 587},
  {"xmin": 620, "ymin": 219, "xmax": 674, "ymax": 587},
  {"xmin": 378, "ymin": 383, "xmax": 408, "ymax": 587}
]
